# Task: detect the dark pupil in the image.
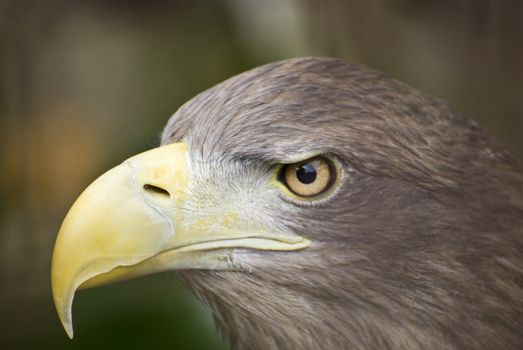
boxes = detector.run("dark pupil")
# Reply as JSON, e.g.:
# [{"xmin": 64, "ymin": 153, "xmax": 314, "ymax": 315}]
[{"xmin": 296, "ymin": 163, "xmax": 317, "ymax": 184}]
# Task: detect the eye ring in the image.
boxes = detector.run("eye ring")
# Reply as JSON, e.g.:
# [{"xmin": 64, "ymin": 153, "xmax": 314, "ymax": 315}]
[{"xmin": 278, "ymin": 156, "xmax": 337, "ymax": 198}]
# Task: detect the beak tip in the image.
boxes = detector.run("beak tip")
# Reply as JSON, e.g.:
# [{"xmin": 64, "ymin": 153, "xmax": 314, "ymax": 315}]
[
  {"xmin": 59, "ymin": 311, "xmax": 75, "ymax": 339},
  {"xmin": 53, "ymin": 286, "xmax": 75, "ymax": 339},
  {"xmin": 65, "ymin": 326, "xmax": 74, "ymax": 339}
]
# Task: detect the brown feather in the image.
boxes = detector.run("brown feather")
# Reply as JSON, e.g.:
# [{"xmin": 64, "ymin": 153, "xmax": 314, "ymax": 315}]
[{"xmin": 162, "ymin": 57, "xmax": 523, "ymax": 349}]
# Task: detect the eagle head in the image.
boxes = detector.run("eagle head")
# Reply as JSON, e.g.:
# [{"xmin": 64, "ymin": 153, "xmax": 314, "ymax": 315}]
[{"xmin": 52, "ymin": 57, "xmax": 523, "ymax": 349}]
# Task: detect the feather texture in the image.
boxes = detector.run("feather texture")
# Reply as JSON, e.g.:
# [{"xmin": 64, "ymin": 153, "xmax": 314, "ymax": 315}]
[{"xmin": 162, "ymin": 57, "xmax": 523, "ymax": 349}]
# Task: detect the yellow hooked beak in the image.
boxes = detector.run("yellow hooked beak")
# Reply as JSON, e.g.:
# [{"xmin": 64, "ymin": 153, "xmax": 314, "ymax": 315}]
[{"xmin": 51, "ymin": 142, "xmax": 310, "ymax": 338}]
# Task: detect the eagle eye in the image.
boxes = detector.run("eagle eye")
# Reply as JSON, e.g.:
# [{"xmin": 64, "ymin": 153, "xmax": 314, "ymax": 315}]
[{"xmin": 279, "ymin": 156, "xmax": 336, "ymax": 198}]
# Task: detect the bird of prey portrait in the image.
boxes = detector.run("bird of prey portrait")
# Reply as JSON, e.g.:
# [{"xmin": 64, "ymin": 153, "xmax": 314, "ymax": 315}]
[{"xmin": 51, "ymin": 57, "xmax": 523, "ymax": 349}]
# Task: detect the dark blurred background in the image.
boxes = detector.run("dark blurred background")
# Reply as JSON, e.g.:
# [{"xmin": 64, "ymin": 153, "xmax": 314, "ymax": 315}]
[{"xmin": 1, "ymin": 1, "xmax": 522, "ymax": 349}]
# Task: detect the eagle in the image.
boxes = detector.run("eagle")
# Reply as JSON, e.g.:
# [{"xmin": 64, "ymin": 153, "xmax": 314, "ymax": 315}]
[{"xmin": 51, "ymin": 57, "xmax": 523, "ymax": 349}]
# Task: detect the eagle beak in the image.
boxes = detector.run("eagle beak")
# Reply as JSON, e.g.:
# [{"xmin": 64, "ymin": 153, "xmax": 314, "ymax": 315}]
[{"xmin": 51, "ymin": 142, "xmax": 309, "ymax": 339}]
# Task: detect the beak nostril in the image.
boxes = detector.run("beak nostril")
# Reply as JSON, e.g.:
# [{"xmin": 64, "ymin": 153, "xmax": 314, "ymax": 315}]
[{"xmin": 143, "ymin": 184, "xmax": 170, "ymax": 198}]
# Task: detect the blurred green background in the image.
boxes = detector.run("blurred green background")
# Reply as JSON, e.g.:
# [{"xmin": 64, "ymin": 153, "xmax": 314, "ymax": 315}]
[{"xmin": 1, "ymin": 1, "xmax": 522, "ymax": 349}]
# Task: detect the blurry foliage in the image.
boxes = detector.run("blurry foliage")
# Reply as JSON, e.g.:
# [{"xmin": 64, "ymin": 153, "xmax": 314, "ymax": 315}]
[{"xmin": 0, "ymin": 0, "xmax": 522, "ymax": 349}]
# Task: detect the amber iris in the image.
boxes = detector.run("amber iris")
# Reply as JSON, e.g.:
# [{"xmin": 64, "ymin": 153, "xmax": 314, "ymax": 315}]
[{"xmin": 280, "ymin": 157, "xmax": 335, "ymax": 197}]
